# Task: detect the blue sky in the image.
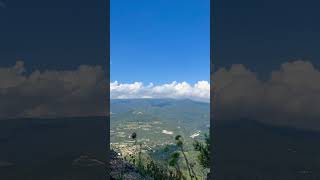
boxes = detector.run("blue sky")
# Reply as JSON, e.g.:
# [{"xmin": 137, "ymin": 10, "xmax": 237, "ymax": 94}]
[{"xmin": 110, "ymin": 0, "xmax": 210, "ymax": 84}]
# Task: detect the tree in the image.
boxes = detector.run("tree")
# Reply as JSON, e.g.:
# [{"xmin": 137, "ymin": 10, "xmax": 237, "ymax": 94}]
[
  {"xmin": 175, "ymin": 135, "xmax": 198, "ymax": 180},
  {"xmin": 193, "ymin": 134, "xmax": 210, "ymax": 169},
  {"xmin": 168, "ymin": 151, "xmax": 185, "ymax": 180}
]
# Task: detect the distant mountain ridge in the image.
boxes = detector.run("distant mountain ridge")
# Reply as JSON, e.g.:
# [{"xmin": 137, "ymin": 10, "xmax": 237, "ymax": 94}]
[{"xmin": 111, "ymin": 98, "xmax": 210, "ymax": 132}]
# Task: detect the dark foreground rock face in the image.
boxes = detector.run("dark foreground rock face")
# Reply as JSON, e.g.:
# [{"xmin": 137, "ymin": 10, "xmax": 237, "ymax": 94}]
[{"xmin": 109, "ymin": 150, "xmax": 152, "ymax": 180}]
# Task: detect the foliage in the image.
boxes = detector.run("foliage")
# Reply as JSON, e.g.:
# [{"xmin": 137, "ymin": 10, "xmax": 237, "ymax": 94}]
[
  {"xmin": 124, "ymin": 131, "xmax": 212, "ymax": 180},
  {"xmin": 168, "ymin": 151, "xmax": 185, "ymax": 179},
  {"xmin": 127, "ymin": 132, "xmax": 181, "ymax": 179},
  {"xmin": 175, "ymin": 135, "xmax": 198, "ymax": 180},
  {"xmin": 193, "ymin": 133, "xmax": 210, "ymax": 169}
]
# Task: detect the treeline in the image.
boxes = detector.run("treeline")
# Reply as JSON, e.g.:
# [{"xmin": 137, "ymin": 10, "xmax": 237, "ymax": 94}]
[{"xmin": 117, "ymin": 132, "xmax": 211, "ymax": 180}]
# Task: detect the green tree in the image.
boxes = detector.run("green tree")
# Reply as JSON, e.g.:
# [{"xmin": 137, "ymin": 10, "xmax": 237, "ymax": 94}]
[
  {"xmin": 168, "ymin": 151, "xmax": 186, "ymax": 180},
  {"xmin": 175, "ymin": 135, "xmax": 198, "ymax": 180},
  {"xmin": 193, "ymin": 134, "xmax": 210, "ymax": 169}
]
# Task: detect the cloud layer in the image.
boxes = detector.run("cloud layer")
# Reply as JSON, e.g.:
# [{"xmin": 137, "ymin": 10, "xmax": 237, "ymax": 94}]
[
  {"xmin": 214, "ymin": 60, "xmax": 320, "ymax": 130},
  {"xmin": 1, "ymin": 60, "xmax": 320, "ymax": 130},
  {"xmin": 110, "ymin": 81, "xmax": 210, "ymax": 102},
  {"xmin": 0, "ymin": 61, "xmax": 108, "ymax": 119},
  {"xmin": 0, "ymin": 61, "xmax": 209, "ymax": 119}
]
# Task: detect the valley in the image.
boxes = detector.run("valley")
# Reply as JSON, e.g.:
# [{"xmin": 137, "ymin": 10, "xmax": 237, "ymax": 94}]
[
  {"xmin": 110, "ymin": 99, "xmax": 210, "ymax": 156},
  {"xmin": 110, "ymin": 98, "xmax": 211, "ymax": 179}
]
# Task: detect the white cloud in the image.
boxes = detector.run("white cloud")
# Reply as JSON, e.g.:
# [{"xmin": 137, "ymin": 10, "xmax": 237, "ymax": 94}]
[
  {"xmin": 3, "ymin": 60, "xmax": 320, "ymax": 130},
  {"xmin": 110, "ymin": 80, "xmax": 210, "ymax": 102},
  {"xmin": 214, "ymin": 60, "xmax": 320, "ymax": 130},
  {"xmin": 0, "ymin": 61, "xmax": 108, "ymax": 119},
  {"xmin": 0, "ymin": 61, "xmax": 209, "ymax": 119}
]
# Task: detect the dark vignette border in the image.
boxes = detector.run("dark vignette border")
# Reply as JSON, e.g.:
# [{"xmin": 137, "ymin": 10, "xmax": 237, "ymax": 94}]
[
  {"xmin": 210, "ymin": 0, "xmax": 214, "ymax": 179},
  {"xmin": 106, "ymin": 0, "xmax": 111, "ymax": 179}
]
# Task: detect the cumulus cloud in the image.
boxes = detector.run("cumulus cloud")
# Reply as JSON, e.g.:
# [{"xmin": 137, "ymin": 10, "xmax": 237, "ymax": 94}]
[
  {"xmin": 214, "ymin": 60, "xmax": 320, "ymax": 130},
  {"xmin": 3, "ymin": 59, "xmax": 320, "ymax": 130},
  {"xmin": 0, "ymin": 61, "xmax": 209, "ymax": 119},
  {"xmin": 0, "ymin": 61, "xmax": 108, "ymax": 119},
  {"xmin": 110, "ymin": 80, "xmax": 210, "ymax": 102}
]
